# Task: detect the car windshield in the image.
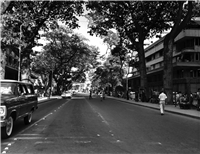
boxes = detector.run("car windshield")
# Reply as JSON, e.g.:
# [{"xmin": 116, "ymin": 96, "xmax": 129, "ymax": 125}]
[{"xmin": 0, "ymin": 82, "xmax": 16, "ymax": 95}]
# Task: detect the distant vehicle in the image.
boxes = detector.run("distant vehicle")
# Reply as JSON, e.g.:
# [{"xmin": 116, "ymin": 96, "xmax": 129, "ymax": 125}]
[
  {"xmin": 0, "ymin": 80, "xmax": 38, "ymax": 139},
  {"xmin": 61, "ymin": 91, "xmax": 72, "ymax": 99}
]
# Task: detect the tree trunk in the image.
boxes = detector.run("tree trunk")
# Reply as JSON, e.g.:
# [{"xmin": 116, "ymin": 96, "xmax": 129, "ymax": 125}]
[
  {"xmin": 163, "ymin": 34, "xmax": 173, "ymax": 104},
  {"xmin": 162, "ymin": 1, "xmax": 193, "ymax": 104},
  {"xmin": 138, "ymin": 41, "xmax": 149, "ymax": 102},
  {"xmin": 0, "ymin": 52, "xmax": 6, "ymax": 79}
]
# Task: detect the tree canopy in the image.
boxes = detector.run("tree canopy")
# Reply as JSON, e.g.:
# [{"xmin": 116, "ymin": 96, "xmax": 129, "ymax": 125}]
[
  {"xmin": 1, "ymin": 0, "xmax": 85, "ymax": 72},
  {"xmin": 32, "ymin": 25, "xmax": 100, "ymax": 94},
  {"xmin": 86, "ymin": 1, "xmax": 199, "ymax": 101}
]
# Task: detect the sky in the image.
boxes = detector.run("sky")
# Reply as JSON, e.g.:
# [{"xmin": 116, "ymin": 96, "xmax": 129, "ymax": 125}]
[
  {"xmin": 32, "ymin": 16, "xmax": 108, "ymax": 57},
  {"xmin": 33, "ymin": 15, "xmax": 167, "ymax": 57},
  {"xmin": 74, "ymin": 16, "xmax": 108, "ymax": 56}
]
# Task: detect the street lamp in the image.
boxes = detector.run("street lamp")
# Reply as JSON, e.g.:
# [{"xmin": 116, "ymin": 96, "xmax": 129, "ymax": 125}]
[
  {"xmin": 18, "ymin": 24, "xmax": 23, "ymax": 81},
  {"xmin": 48, "ymin": 69, "xmax": 53, "ymax": 99}
]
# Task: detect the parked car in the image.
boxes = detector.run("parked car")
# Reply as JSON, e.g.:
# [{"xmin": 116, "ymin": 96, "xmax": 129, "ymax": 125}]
[
  {"xmin": 61, "ymin": 91, "xmax": 72, "ymax": 99},
  {"xmin": 0, "ymin": 80, "xmax": 38, "ymax": 139}
]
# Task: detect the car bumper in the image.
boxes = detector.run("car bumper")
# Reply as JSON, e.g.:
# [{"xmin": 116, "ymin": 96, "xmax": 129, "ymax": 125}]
[{"xmin": 0, "ymin": 119, "xmax": 7, "ymax": 127}]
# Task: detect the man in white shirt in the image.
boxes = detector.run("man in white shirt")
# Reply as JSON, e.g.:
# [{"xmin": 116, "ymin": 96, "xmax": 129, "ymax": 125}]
[{"xmin": 158, "ymin": 90, "xmax": 167, "ymax": 115}]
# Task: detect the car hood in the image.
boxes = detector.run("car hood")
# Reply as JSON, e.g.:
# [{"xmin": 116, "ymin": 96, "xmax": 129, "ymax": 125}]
[{"xmin": 0, "ymin": 94, "xmax": 16, "ymax": 105}]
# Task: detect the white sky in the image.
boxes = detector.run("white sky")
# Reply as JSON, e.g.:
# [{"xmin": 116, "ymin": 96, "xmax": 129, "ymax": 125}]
[
  {"xmin": 74, "ymin": 16, "xmax": 108, "ymax": 56},
  {"xmin": 33, "ymin": 15, "xmax": 167, "ymax": 56},
  {"xmin": 33, "ymin": 16, "xmax": 108, "ymax": 56}
]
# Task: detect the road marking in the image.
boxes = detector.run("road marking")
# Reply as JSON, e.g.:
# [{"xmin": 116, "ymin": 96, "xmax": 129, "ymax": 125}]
[
  {"xmin": 98, "ymin": 113, "xmax": 109, "ymax": 125},
  {"xmin": 147, "ymin": 142, "xmax": 162, "ymax": 145},
  {"xmin": 14, "ymin": 136, "xmax": 44, "ymax": 140},
  {"xmin": 74, "ymin": 140, "xmax": 91, "ymax": 144},
  {"xmin": 18, "ymin": 134, "xmax": 41, "ymax": 136},
  {"xmin": 71, "ymin": 97, "xmax": 85, "ymax": 99},
  {"xmin": 1, "ymin": 102, "xmax": 68, "ymax": 154},
  {"xmin": 85, "ymin": 99, "xmax": 109, "ymax": 126},
  {"xmin": 34, "ymin": 141, "xmax": 54, "ymax": 145}
]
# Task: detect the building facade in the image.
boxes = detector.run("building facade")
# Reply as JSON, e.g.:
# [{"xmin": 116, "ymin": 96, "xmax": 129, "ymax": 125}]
[
  {"xmin": 1, "ymin": 48, "xmax": 19, "ymax": 80},
  {"xmin": 128, "ymin": 21, "xmax": 200, "ymax": 96}
]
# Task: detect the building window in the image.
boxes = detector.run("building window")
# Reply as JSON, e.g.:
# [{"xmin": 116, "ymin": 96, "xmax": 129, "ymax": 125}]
[
  {"xmin": 195, "ymin": 53, "xmax": 200, "ymax": 61},
  {"xmin": 155, "ymin": 52, "xmax": 159, "ymax": 59},
  {"xmin": 195, "ymin": 38, "xmax": 200, "ymax": 46},
  {"xmin": 159, "ymin": 50, "xmax": 163, "ymax": 57},
  {"xmin": 178, "ymin": 70, "xmax": 184, "ymax": 78},
  {"xmin": 155, "ymin": 63, "xmax": 160, "ymax": 69},
  {"xmin": 190, "ymin": 70, "xmax": 200, "ymax": 77},
  {"xmin": 190, "ymin": 70, "xmax": 194, "ymax": 77},
  {"xmin": 198, "ymin": 70, "xmax": 200, "ymax": 77}
]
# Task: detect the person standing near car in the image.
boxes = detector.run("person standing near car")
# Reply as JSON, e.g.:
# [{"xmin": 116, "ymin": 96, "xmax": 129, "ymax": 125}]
[{"xmin": 158, "ymin": 89, "xmax": 167, "ymax": 115}]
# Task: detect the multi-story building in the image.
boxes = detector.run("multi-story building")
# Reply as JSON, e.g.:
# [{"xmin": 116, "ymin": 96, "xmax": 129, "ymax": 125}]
[{"xmin": 128, "ymin": 20, "xmax": 200, "ymax": 96}]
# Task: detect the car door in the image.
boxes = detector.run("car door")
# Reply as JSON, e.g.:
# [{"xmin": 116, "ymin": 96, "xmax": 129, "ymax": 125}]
[
  {"xmin": 18, "ymin": 84, "xmax": 28, "ymax": 116},
  {"xmin": 24, "ymin": 84, "xmax": 37, "ymax": 112}
]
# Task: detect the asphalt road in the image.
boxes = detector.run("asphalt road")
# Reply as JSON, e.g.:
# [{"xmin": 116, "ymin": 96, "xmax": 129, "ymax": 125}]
[{"xmin": 1, "ymin": 93, "xmax": 200, "ymax": 154}]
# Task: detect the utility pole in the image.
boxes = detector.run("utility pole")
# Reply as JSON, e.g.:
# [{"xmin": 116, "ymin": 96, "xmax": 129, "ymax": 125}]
[
  {"xmin": 18, "ymin": 24, "xmax": 23, "ymax": 81},
  {"xmin": 126, "ymin": 55, "xmax": 130, "ymax": 100},
  {"xmin": 49, "ymin": 66, "xmax": 54, "ymax": 99}
]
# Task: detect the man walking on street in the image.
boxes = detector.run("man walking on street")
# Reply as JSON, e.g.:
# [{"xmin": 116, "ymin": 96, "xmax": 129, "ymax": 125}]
[
  {"xmin": 100, "ymin": 89, "xmax": 105, "ymax": 101},
  {"xmin": 158, "ymin": 89, "xmax": 167, "ymax": 115}
]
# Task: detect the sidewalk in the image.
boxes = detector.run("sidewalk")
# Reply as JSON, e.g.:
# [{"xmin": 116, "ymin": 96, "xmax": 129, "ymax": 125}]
[
  {"xmin": 37, "ymin": 95, "xmax": 200, "ymax": 120},
  {"xmin": 107, "ymin": 96, "xmax": 200, "ymax": 120},
  {"xmin": 38, "ymin": 96, "xmax": 59, "ymax": 103}
]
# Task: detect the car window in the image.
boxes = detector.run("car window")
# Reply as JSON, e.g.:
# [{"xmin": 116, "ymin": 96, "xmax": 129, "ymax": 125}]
[
  {"xmin": 14, "ymin": 84, "xmax": 21, "ymax": 96},
  {"xmin": 26, "ymin": 84, "xmax": 34, "ymax": 94},
  {"xmin": 20, "ymin": 84, "xmax": 28, "ymax": 95},
  {"xmin": 0, "ymin": 82, "xmax": 16, "ymax": 95}
]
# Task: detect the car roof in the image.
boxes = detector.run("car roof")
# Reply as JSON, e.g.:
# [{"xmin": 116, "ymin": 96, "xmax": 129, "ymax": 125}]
[{"xmin": 0, "ymin": 79, "xmax": 32, "ymax": 85}]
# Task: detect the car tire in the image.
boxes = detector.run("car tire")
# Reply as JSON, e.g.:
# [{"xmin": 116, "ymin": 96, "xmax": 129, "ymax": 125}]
[
  {"xmin": 24, "ymin": 111, "xmax": 33, "ymax": 125},
  {"xmin": 1, "ymin": 116, "xmax": 14, "ymax": 139}
]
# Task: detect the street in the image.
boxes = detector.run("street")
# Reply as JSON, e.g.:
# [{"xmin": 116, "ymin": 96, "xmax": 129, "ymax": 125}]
[{"xmin": 1, "ymin": 93, "xmax": 200, "ymax": 154}]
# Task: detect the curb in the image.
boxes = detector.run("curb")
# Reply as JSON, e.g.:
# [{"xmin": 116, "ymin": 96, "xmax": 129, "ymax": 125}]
[{"xmin": 38, "ymin": 98, "xmax": 57, "ymax": 104}]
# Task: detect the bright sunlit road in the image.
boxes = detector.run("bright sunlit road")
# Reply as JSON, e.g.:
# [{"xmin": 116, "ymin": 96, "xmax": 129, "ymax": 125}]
[{"xmin": 1, "ymin": 93, "xmax": 200, "ymax": 154}]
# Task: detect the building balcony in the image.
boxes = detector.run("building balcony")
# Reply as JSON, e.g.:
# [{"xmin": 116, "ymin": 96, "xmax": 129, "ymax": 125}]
[
  {"xmin": 175, "ymin": 29, "xmax": 200, "ymax": 42},
  {"xmin": 173, "ymin": 61, "xmax": 200, "ymax": 68}
]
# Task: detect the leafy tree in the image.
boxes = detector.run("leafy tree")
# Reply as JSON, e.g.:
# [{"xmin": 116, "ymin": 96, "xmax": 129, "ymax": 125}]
[
  {"xmin": 32, "ymin": 26, "xmax": 100, "ymax": 95},
  {"xmin": 31, "ymin": 51, "xmax": 54, "ymax": 95},
  {"xmin": 0, "ymin": 1, "xmax": 11, "ymax": 15},
  {"xmin": 1, "ymin": 0, "xmax": 85, "ymax": 79},
  {"xmin": 100, "ymin": 30, "xmax": 127, "ymax": 81},
  {"xmin": 162, "ymin": 1, "xmax": 199, "ymax": 104},
  {"xmin": 86, "ymin": 1, "xmax": 199, "ymax": 102},
  {"xmin": 85, "ymin": 1, "xmax": 174, "ymax": 100},
  {"xmin": 92, "ymin": 55, "xmax": 124, "ymax": 95}
]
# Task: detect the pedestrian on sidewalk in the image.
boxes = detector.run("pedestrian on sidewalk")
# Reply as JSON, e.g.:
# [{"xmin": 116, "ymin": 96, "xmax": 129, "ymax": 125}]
[{"xmin": 158, "ymin": 89, "xmax": 167, "ymax": 115}]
